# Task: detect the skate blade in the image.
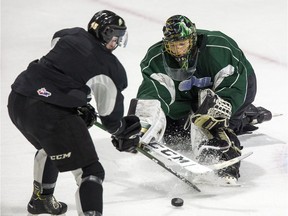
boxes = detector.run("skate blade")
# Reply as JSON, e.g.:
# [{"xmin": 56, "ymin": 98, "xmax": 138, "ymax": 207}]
[
  {"xmin": 192, "ymin": 173, "xmax": 241, "ymax": 187},
  {"xmin": 193, "ymin": 178, "xmax": 241, "ymax": 187},
  {"xmin": 28, "ymin": 213, "xmax": 66, "ymax": 216}
]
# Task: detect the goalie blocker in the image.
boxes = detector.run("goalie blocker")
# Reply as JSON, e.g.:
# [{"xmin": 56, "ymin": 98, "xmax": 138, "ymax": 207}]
[{"xmin": 128, "ymin": 98, "xmax": 167, "ymax": 145}]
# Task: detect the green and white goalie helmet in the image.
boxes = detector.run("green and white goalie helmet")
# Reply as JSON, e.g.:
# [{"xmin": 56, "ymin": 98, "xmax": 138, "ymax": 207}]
[{"xmin": 162, "ymin": 15, "xmax": 197, "ymax": 58}]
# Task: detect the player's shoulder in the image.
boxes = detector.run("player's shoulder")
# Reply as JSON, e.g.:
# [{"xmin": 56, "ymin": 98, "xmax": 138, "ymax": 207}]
[
  {"xmin": 147, "ymin": 41, "xmax": 163, "ymax": 53},
  {"xmin": 197, "ymin": 29, "xmax": 237, "ymax": 47},
  {"xmin": 53, "ymin": 27, "xmax": 87, "ymax": 39},
  {"xmin": 198, "ymin": 29, "xmax": 230, "ymax": 40},
  {"xmin": 142, "ymin": 41, "xmax": 163, "ymax": 63}
]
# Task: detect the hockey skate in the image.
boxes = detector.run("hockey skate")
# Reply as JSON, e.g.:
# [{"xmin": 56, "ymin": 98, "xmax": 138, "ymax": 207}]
[
  {"xmin": 216, "ymin": 165, "xmax": 240, "ymax": 186},
  {"xmin": 235, "ymin": 105, "xmax": 272, "ymax": 135},
  {"xmin": 27, "ymin": 181, "xmax": 67, "ymax": 215},
  {"xmin": 81, "ymin": 211, "xmax": 102, "ymax": 216}
]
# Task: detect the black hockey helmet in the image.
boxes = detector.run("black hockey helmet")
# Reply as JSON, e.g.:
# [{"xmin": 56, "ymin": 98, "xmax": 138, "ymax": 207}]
[
  {"xmin": 88, "ymin": 10, "xmax": 128, "ymax": 48},
  {"xmin": 162, "ymin": 15, "xmax": 197, "ymax": 58}
]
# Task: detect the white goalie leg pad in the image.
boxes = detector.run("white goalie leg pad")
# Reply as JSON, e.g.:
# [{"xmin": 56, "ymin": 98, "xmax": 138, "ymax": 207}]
[
  {"xmin": 190, "ymin": 89, "xmax": 232, "ymax": 158},
  {"xmin": 188, "ymin": 116, "xmax": 220, "ymax": 158},
  {"xmin": 134, "ymin": 99, "xmax": 166, "ymax": 144},
  {"xmin": 190, "ymin": 122, "xmax": 232, "ymax": 161},
  {"xmin": 190, "ymin": 123, "xmax": 209, "ymax": 157}
]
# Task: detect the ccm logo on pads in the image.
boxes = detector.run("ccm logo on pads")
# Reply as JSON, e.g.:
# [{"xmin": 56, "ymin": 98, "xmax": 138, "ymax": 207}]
[{"xmin": 50, "ymin": 152, "xmax": 71, "ymax": 160}]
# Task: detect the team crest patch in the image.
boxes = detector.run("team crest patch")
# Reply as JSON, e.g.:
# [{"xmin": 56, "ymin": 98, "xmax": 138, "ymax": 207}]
[{"xmin": 37, "ymin": 88, "xmax": 52, "ymax": 97}]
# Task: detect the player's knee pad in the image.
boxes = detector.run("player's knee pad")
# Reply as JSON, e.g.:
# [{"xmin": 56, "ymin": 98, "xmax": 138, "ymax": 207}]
[
  {"xmin": 82, "ymin": 161, "xmax": 105, "ymax": 181},
  {"xmin": 74, "ymin": 161, "xmax": 105, "ymax": 215},
  {"xmin": 72, "ymin": 161, "xmax": 105, "ymax": 186}
]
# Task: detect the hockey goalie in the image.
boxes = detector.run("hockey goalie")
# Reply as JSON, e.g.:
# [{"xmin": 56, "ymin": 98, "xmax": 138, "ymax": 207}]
[
  {"xmin": 130, "ymin": 92, "xmax": 270, "ymax": 185},
  {"xmin": 131, "ymin": 14, "xmax": 272, "ymax": 185}
]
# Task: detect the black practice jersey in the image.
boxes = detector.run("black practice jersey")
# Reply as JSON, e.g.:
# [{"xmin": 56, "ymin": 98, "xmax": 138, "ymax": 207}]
[{"xmin": 11, "ymin": 27, "xmax": 127, "ymax": 134}]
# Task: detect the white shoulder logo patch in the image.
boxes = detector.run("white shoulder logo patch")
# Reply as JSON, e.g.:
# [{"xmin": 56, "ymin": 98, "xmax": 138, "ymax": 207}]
[{"xmin": 37, "ymin": 88, "xmax": 52, "ymax": 97}]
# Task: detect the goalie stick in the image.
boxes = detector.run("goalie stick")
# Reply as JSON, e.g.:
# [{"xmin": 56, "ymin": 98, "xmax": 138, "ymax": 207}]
[
  {"xmin": 94, "ymin": 121, "xmax": 201, "ymax": 192},
  {"xmin": 140, "ymin": 122, "xmax": 252, "ymax": 174},
  {"xmin": 144, "ymin": 141, "xmax": 253, "ymax": 174},
  {"xmin": 93, "ymin": 109, "xmax": 200, "ymax": 191},
  {"xmin": 136, "ymin": 143, "xmax": 201, "ymax": 192},
  {"xmin": 94, "ymin": 121, "xmax": 252, "ymax": 192}
]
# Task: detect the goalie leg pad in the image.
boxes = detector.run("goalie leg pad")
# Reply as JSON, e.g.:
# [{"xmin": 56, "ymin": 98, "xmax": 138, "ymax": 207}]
[
  {"xmin": 218, "ymin": 128, "xmax": 242, "ymax": 179},
  {"xmin": 192, "ymin": 126, "xmax": 242, "ymax": 177},
  {"xmin": 196, "ymin": 128, "xmax": 231, "ymax": 164},
  {"xmin": 193, "ymin": 114, "xmax": 228, "ymax": 130}
]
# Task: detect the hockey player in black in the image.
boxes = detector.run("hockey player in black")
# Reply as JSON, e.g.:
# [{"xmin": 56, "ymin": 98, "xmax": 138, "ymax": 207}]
[{"xmin": 7, "ymin": 10, "xmax": 141, "ymax": 216}]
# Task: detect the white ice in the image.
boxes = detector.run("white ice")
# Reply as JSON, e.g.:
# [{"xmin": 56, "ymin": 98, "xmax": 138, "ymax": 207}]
[{"xmin": 1, "ymin": 0, "xmax": 288, "ymax": 215}]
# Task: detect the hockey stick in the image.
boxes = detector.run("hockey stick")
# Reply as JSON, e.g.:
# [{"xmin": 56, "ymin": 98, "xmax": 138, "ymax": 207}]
[
  {"xmin": 136, "ymin": 144, "xmax": 201, "ymax": 192},
  {"xmin": 272, "ymin": 113, "xmax": 283, "ymax": 117},
  {"xmin": 94, "ymin": 121, "xmax": 201, "ymax": 192},
  {"xmin": 144, "ymin": 141, "xmax": 252, "ymax": 173}
]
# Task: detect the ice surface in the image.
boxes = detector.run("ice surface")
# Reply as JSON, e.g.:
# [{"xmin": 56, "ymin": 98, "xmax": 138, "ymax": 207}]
[{"xmin": 1, "ymin": 0, "xmax": 288, "ymax": 215}]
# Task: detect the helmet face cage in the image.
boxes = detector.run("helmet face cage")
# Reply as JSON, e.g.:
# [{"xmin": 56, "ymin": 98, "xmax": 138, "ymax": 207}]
[
  {"xmin": 162, "ymin": 15, "xmax": 197, "ymax": 57},
  {"xmin": 88, "ymin": 10, "xmax": 128, "ymax": 48},
  {"xmin": 164, "ymin": 38, "xmax": 193, "ymax": 58}
]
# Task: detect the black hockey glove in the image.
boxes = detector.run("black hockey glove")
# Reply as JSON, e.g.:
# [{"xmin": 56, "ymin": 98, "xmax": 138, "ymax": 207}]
[
  {"xmin": 77, "ymin": 104, "xmax": 97, "ymax": 129},
  {"xmin": 111, "ymin": 115, "xmax": 141, "ymax": 153}
]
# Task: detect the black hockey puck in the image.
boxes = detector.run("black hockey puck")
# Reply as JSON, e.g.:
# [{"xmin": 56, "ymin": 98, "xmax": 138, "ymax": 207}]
[{"xmin": 171, "ymin": 198, "xmax": 184, "ymax": 207}]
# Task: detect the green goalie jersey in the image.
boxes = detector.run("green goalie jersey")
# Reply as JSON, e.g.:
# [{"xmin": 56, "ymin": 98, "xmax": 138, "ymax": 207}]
[{"xmin": 136, "ymin": 29, "xmax": 255, "ymax": 120}]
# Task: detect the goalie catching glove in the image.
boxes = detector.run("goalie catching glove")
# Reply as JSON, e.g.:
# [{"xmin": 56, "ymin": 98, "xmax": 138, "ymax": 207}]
[
  {"xmin": 111, "ymin": 115, "xmax": 141, "ymax": 152},
  {"xmin": 191, "ymin": 89, "xmax": 232, "ymax": 131}
]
